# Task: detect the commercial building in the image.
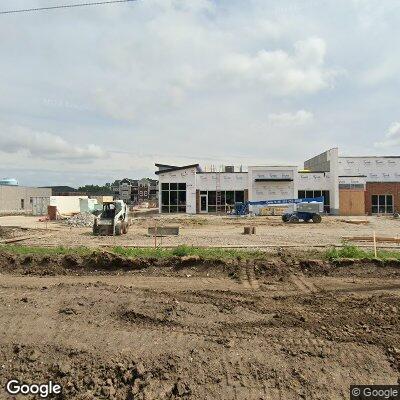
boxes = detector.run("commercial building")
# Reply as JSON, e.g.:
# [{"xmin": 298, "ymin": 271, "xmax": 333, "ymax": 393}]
[
  {"xmin": 156, "ymin": 148, "xmax": 400, "ymax": 216},
  {"xmin": 305, "ymin": 148, "xmax": 400, "ymax": 216},
  {"xmin": 0, "ymin": 186, "xmax": 51, "ymax": 215},
  {"xmin": 155, "ymin": 163, "xmax": 302, "ymax": 214}
]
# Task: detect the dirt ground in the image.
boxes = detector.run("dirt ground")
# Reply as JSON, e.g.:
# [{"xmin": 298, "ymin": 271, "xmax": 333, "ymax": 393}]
[
  {"xmin": 1, "ymin": 214, "xmax": 399, "ymax": 249},
  {"xmin": 0, "ymin": 252, "xmax": 399, "ymax": 399}
]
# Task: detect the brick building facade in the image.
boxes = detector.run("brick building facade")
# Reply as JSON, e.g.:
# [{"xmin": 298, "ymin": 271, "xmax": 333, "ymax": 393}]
[{"xmin": 365, "ymin": 182, "xmax": 400, "ymax": 215}]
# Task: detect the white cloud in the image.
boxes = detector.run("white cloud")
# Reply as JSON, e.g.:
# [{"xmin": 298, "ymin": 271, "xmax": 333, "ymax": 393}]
[
  {"xmin": 374, "ymin": 122, "xmax": 400, "ymax": 148},
  {"xmin": 0, "ymin": 123, "xmax": 107, "ymax": 161},
  {"xmin": 221, "ymin": 38, "xmax": 336, "ymax": 95},
  {"xmin": 267, "ymin": 110, "xmax": 314, "ymax": 126},
  {"xmin": 2, "ymin": 0, "xmax": 399, "ymax": 185}
]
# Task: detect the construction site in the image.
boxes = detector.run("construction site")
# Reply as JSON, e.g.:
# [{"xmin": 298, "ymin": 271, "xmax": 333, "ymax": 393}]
[
  {"xmin": 0, "ymin": 206, "xmax": 400, "ymax": 399},
  {"xmin": 1, "ymin": 0, "xmax": 400, "ymax": 397},
  {"xmin": 1, "ymin": 150, "xmax": 400, "ymax": 399}
]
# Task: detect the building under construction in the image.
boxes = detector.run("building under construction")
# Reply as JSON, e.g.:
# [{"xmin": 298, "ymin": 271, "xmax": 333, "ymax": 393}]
[{"xmin": 156, "ymin": 147, "xmax": 400, "ymax": 216}]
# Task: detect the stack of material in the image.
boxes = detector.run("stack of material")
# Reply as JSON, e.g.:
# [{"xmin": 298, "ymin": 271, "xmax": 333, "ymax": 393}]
[{"xmin": 65, "ymin": 212, "xmax": 95, "ymax": 227}]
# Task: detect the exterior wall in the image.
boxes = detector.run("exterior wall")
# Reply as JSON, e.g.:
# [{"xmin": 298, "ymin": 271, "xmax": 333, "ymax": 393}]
[
  {"xmin": 32, "ymin": 197, "xmax": 50, "ymax": 216},
  {"xmin": 298, "ymin": 172, "xmax": 331, "ymax": 190},
  {"xmin": 247, "ymin": 166, "xmax": 298, "ymax": 202},
  {"xmin": 365, "ymin": 182, "xmax": 400, "ymax": 215},
  {"xmin": 339, "ymin": 157, "xmax": 400, "ymax": 182},
  {"xmin": 338, "ymin": 176, "xmax": 366, "ymax": 189},
  {"xmin": 196, "ymin": 173, "xmax": 248, "ymax": 191},
  {"xmin": 304, "ymin": 148, "xmax": 340, "ymax": 215},
  {"xmin": 304, "ymin": 149, "xmax": 334, "ymax": 172},
  {"xmin": 0, "ymin": 186, "xmax": 51, "ymax": 213},
  {"xmin": 50, "ymin": 196, "xmax": 88, "ymax": 215},
  {"xmin": 158, "ymin": 167, "xmax": 197, "ymax": 214}
]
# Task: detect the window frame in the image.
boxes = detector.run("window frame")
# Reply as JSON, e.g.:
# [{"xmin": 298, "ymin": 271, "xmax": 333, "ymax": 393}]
[
  {"xmin": 371, "ymin": 194, "xmax": 393, "ymax": 214},
  {"xmin": 161, "ymin": 182, "xmax": 186, "ymax": 213}
]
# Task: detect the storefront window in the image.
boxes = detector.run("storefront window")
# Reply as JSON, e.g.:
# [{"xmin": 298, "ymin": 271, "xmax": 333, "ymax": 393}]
[
  {"xmin": 161, "ymin": 183, "xmax": 186, "ymax": 213},
  {"xmin": 372, "ymin": 194, "xmax": 393, "ymax": 214},
  {"xmin": 202, "ymin": 190, "xmax": 245, "ymax": 213}
]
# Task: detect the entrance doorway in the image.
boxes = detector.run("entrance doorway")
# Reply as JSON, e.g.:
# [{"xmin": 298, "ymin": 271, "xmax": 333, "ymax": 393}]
[
  {"xmin": 200, "ymin": 194, "xmax": 208, "ymax": 213},
  {"xmin": 339, "ymin": 189, "xmax": 365, "ymax": 216}
]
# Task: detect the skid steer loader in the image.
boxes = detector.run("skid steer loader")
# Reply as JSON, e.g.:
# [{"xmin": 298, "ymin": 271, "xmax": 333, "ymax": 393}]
[{"xmin": 92, "ymin": 200, "xmax": 129, "ymax": 236}]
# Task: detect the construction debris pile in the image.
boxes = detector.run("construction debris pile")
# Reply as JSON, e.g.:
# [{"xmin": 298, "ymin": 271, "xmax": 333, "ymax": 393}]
[{"xmin": 65, "ymin": 212, "xmax": 95, "ymax": 228}]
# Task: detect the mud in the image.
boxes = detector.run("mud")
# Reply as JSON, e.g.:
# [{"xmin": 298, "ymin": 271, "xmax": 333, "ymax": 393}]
[{"xmin": 0, "ymin": 252, "xmax": 399, "ymax": 399}]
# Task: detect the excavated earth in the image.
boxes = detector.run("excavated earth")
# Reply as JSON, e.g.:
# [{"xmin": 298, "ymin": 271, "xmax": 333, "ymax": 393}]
[{"xmin": 0, "ymin": 251, "xmax": 399, "ymax": 399}]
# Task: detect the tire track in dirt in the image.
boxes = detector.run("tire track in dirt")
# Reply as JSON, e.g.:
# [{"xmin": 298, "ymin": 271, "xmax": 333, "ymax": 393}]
[
  {"xmin": 238, "ymin": 263, "xmax": 260, "ymax": 290},
  {"xmin": 289, "ymin": 273, "xmax": 319, "ymax": 294}
]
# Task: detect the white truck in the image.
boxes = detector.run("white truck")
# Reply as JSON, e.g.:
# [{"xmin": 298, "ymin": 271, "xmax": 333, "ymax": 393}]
[{"xmin": 92, "ymin": 200, "xmax": 129, "ymax": 236}]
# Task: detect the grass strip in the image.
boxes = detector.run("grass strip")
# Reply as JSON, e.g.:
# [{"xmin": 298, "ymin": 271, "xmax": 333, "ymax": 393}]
[
  {"xmin": 0, "ymin": 245, "xmax": 91, "ymax": 256},
  {"xmin": 0, "ymin": 244, "xmax": 265, "ymax": 260},
  {"xmin": 111, "ymin": 245, "xmax": 265, "ymax": 260},
  {"xmin": 326, "ymin": 244, "xmax": 400, "ymax": 260}
]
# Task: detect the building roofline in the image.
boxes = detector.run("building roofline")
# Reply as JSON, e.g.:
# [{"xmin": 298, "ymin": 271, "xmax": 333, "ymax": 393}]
[
  {"xmin": 155, "ymin": 163, "xmax": 200, "ymax": 175},
  {"xmin": 155, "ymin": 163, "xmax": 179, "ymax": 168},
  {"xmin": 339, "ymin": 156, "xmax": 400, "ymax": 159}
]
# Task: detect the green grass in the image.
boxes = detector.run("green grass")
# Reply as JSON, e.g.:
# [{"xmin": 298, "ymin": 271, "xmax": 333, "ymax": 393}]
[
  {"xmin": 3, "ymin": 243, "xmax": 400, "ymax": 263},
  {"xmin": 326, "ymin": 244, "xmax": 400, "ymax": 261},
  {"xmin": 0, "ymin": 244, "xmax": 266, "ymax": 261},
  {"xmin": 0, "ymin": 245, "xmax": 91, "ymax": 256},
  {"xmin": 112, "ymin": 245, "xmax": 265, "ymax": 260}
]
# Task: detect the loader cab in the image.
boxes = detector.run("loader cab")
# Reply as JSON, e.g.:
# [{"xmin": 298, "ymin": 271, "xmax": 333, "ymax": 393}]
[{"xmin": 102, "ymin": 202, "xmax": 116, "ymax": 219}]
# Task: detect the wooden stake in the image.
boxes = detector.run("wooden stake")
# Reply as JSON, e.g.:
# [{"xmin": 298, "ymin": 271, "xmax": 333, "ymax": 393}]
[
  {"xmin": 373, "ymin": 230, "xmax": 377, "ymax": 258},
  {"xmin": 154, "ymin": 220, "xmax": 157, "ymax": 249}
]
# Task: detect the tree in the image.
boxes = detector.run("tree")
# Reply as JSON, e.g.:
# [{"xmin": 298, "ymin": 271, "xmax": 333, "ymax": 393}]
[{"xmin": 77, "ymin": 185, "xmax": 112, "ymax": 195}]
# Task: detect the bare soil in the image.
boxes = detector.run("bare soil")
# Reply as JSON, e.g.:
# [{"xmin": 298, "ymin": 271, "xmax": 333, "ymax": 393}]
[{"xmin": 0, "ymin": 252, "xmax": 399, "ymax": 399}]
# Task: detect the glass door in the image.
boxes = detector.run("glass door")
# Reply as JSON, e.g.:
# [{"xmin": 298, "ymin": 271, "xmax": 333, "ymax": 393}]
[{"xmin": 200, "ymin": 194, "xmax": 208, "ymax": 213}]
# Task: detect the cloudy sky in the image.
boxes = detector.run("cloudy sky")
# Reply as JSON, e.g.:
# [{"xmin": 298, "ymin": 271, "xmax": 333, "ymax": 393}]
[{"xmin": 0, "ymin": 0, "xmax": 399, "ymax": 186}]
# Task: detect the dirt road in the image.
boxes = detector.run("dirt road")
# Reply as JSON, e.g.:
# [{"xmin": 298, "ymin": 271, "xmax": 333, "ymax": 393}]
[{"xmin": 0, "ymin": 254, "xmax": 399, "ymax": 399}]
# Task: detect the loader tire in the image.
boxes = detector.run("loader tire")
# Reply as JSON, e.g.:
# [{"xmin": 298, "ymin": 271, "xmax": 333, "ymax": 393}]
[
  {"xmin": 122, "ymin": 221, "xmax": 128, "ymax": 234},
  {"xmin": 312, "ymin": 214, "xmax": 322, "ymax": 223},
  {"xmin": 115, "ymin": 223, "xmax": 122, "ymax": 236},
  {"xmin": 93, "ymin": 221, "xmax": 99, "ymax": 236}
]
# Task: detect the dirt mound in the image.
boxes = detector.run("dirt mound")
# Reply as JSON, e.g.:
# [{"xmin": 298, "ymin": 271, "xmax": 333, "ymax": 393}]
[
  {"xmin": 0, "ymin": 251, "xmax": 240, "ymax": 278},
  {"xmin": 299, "ymin": 258, "xmax": 400, "ymax": 278},
  {"xmin": 2, "ymin": 250, "xmax": 400, "ymax": 280}
]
